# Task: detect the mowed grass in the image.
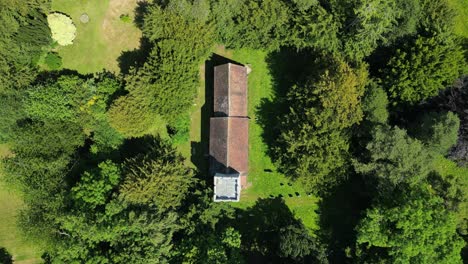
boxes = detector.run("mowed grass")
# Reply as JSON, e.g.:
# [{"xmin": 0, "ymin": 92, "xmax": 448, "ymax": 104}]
[
  {"xmin": 0, "ymin": 144, "xmax": 42, "ymax": 264},
  {"xmin": 447, "ymin": 0, "xmax": 468, "ymax": 38},
  {"xmin": 52, "ymin": 0, "xmax": 142, "ymax": 73},
  {"xmin": 186, "ymin": 47, "xmax": 320, "ymax": 232}
]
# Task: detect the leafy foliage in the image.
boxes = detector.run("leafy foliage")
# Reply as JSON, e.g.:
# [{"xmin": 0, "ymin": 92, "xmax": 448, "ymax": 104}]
[
  {"xmin": 341, "ymin": 0, "xmax": 401, "ymax": 60},
  {"xmin": 0, "ymin": 1, "xmax": 51, "ymax": 94},
  {"xmin": 44, "ymin": 52, "xmax": 62, "ymax": 70},
  {"xmin": 382, "ymin": 35, "xmax": 466, "ymax": 104},
  {"xmin": 275, "ymin": 56, "xmax": 367, "ymax": 190},
  {"xmin": 109, "ymin": 5, "xmax": 214, "ymax": 136},
  {"xmin": 355, "ymin": 186, "xmax": 465, "ymax": 263},
  {"xmin": 354, "ymin": 125, "xmax": 432, "ymax": 189},
  {"xmin": 120, "ymin": 139, "xmax": 196, "ymax": 210},
  {"xmin": 72, "ymin": 161, "xmax": 121, "ymax": 209},
  {"xmin": 362, "ymin": 81, "xmax": 389, "ymax": 124}
]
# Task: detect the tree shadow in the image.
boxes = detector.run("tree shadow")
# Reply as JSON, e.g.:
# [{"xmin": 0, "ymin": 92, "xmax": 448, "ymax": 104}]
[
  {"xmin": 256, "ymin": 48, "xmax": 322, "ymax": 169},
  {"xmin": 318, "ymin": 174, "xmax": 370, "ymax": 263},
  {"xmin": 190, "ymin": 54, "xmax": 243, "ymax": 183},
  {"xmin": 117, "ymin": 37, "xmax": 152, "ymax": 75},
  {"xmin": 0, "ymin": 247, "xmax": 13, "ymax": 264},
  {"xmin": 233, "ymin": 197, "xmax": 325, "ymax": 263},
  {"xmin": 133, "ymin": 1, "xmax": 152, "ymax": 29},
  {"xmin": 116, "ymin": 0, "xmax": 154, "ymax": 74}
]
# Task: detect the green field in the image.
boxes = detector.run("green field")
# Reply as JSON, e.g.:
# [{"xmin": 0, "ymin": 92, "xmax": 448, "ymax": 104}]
[
  {"xmin": 51, "ymin": 0, "xmax": 142, "ymax": 73},
  {"xmin": 186, "ymin": 47, "xmax": 320, "ymax": 232},
  {"xmin": 0, "ymin": 145, "xmax": 42, "ymax": 264}
]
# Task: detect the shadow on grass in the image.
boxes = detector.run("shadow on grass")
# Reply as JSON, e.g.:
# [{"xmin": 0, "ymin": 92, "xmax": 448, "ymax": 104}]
[
  {"xmin": 117, "ymin": 37, "xmax": 152, "ymax": 75},
  {"xmin": 190, "ymin": 54, "xmax": 243, "ymax": 183},
  {"xmin": 0, "ymin": 247, "xmax": 13, "ymax": 264},
  {"xmin": 318, "ymin": 174, "xmax": 370, "ymax": 263},
  {"xmin": 234, "ymin": 197, "xmax": 326, "ymax": 263}
]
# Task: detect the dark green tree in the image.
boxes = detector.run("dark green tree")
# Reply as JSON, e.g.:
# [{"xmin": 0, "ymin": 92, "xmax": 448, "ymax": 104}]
[
  {"xmin": 287, "ymin": 4, "xmax": 340, "ymax": 52},
  {"xmin": 276, "ymin": 57, "xmax": 367, "ymax": 190},
  {"xmin": 120, "ymin": 139, "xmax": 196, "ymax": 210},
  {"xmin": 382, "ymin": 35, "xmax": 466, "ymax": 104},
  {"xmin": 216, "ymin": 0, "xmax": 290, "ymax": 50},
  {"xmin": 362, "ymin": 81, "xmax": 389, "ymax": 124},
  {"xmin": 354, "ymin": 125, "xmax": 432, "ymax": 188},
  {"xmin": 279, "ymin": 223, "xmax": 328, "ymax": 262}
]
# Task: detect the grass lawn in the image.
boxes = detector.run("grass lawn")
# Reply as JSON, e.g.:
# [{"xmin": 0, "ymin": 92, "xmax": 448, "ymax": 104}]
[
  {"xmin": 51, "ymin": 0, "xmax": 142, "ymax": 74},
  {"xmin": 0, "ymin": 144, "xmax": 42, "ymax": 264},
  {"xmin": 186, "ymin": 47, "xmax": 320, "ymax": 233},
  {"xmin": 447, "ymin": 0, "xmax": 468, "ymax": 38}
]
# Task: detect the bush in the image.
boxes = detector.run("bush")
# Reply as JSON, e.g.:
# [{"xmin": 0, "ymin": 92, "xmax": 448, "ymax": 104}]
[
  {"xmin": 44, "ymin": 52, "xmax": 62, "ymax": 70},
  {"xmin": 47, "ymin": 13, "xmax": 76, "ymax": 46},
  {"xmin": 120, "ymin": 14, "xmax": 131, "ymax": 23}
]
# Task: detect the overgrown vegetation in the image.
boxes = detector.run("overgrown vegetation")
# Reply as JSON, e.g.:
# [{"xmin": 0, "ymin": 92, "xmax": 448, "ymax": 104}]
[{"xmin": 0, "ymin": 0, "xmax": 467, "ymax": 263}]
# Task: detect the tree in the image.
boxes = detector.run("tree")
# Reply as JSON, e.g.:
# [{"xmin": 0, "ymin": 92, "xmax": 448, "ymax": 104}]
[
  {"xmin": 47, "ymin": 13, "xmax": 76, "ymax": 46},
  {"xmin": 50, "ymin": 199, "xmax": 179, "ymax": 263},
  {"xmin": 362, "ymin": 81, "xmax": 389, "ymax": 124},
  {"xmin": 24, "ymin": 75, "xmax": 104, "ymax": 123},
  {"xmin": 72, "ymin": 160, "xmax": 121, "ymax": 209},
  {"xmin": 0, "ymin": 92, "xmax": 25, "ymax": 142},
  {"xmin": 354, "ymin": 125, "xmax": 432, "ymax": 189},
  {"xmin": 217, "ymin": 0, "xmax": 290, "ymax": 50},
  {"xmin": 287, "ymin": 4, "xmax": 340, "ymax": 52},
  {"xmin": 279, "ymin": 223, "xmax": 328, "ymax": 262},
  {"xmin": 108, "ymin": 91, "xmax": 157, "ymax": 137},
  {"xmin": 382, "ymin": 35, "xmax": 466, "ymax": 104},
  {"xmin": 414, "ymin": 112, "xmax": 460, "ymax": 155},
  {"xmin": 0, "ymin": 2, "xmax": 51, "ymax": 94},
  {"xmin": 120, "ymin": 138, "xmax": 196, "ymax": 211},
  {"xmin": 420, "ymin": 0, "xmax": 456, "ymax": 34},
  {"xmin": 388, "ymin": 0, "xmax": 421, "ymax": 40},
  {"xmin": 110, "ymin": 5, "xmax": 215, "ymax": 136},
  {"xmin": 45, "ymin": 137, "xmax": 196, "ymax": 263},
  {"xmin": 429, "ymin": 171, "xmax": 468, "ymax": 235},
  {"xmin": 355, "ymin": 186, "xmax": 465, "ymax": 263},
  {"xmin": 44, "ymin": 52, "xmax": 62, "ymax": 70},
  {"xmin": 275, "ymin": 57, "xmax": 367, "ymax": 190},
  {"xmin": 341, "ymin": 0, "xmax": 401, "ymax": 60},
  {"xmin": 291, "ymin": 0, "xmax": 318, "ymax": 11},
  {"xmin": 2, "ymin": 120, "xmax": 85, "ymax": 239}
]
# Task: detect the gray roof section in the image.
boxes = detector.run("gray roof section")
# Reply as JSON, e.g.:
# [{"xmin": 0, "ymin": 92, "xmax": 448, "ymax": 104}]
[{"xmin": 214, "ymin": 173, "xmax": 240, "ymax": 202}]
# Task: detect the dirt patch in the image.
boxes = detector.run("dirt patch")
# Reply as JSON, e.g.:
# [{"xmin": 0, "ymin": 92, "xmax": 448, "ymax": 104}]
[{"xmin": 101, "ymin": 0, "xmax": 142, "ymax": 60}]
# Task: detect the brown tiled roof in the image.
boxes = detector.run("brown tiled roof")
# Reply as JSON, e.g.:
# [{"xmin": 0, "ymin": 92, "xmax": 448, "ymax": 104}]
[
  {"xmin": 209, "ymin": 117, "xmax": 249, "ymax": 176},
  {"xmin": 213, "ymin": 63, "xmax": 248, "ymax": 117}
]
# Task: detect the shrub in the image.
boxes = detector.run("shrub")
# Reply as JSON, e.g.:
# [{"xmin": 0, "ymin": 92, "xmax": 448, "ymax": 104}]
[
  {"xmin": 47, "ymin": 13, "xmax": 76, "ymax": 46},
  {"xmin": 44, "ymin": 52, "xmax": 62, "ymax": 70},
  {"xmin": 120, "ymin": 14, "xmax": 131, "ymax": 23}
]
